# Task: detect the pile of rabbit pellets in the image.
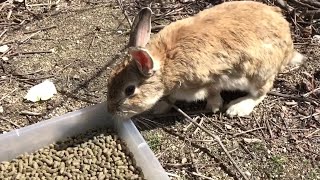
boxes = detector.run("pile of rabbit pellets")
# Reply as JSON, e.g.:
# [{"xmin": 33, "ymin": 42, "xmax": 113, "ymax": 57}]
[{"xmin": 0, "ymin": 128, "xmax": 145, "ymax": 179}]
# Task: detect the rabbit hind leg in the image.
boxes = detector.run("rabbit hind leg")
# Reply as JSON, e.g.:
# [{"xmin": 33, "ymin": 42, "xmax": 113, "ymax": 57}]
[{"xmin": 225, "ymin": 77, "xmax": 274, "ymax": 117}]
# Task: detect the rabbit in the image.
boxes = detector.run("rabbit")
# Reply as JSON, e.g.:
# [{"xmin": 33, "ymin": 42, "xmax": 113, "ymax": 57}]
[{"xmin": 107, "ymin": 1, "xmax": 305, "ymax": 120}]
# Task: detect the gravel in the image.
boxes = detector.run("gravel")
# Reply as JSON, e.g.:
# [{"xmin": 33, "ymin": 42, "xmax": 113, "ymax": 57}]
[{"xmin": 0, "ymin": 128, "xmax": 145, "ymax": 180}]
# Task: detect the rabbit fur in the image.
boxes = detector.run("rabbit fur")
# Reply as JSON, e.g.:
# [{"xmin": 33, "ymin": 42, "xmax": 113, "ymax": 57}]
[{"xmin": 107, "ymin": 1, "xmax": 305, "ymax": 119}]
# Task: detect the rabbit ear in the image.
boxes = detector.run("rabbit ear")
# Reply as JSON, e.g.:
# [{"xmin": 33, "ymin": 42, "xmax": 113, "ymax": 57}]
[
  {"xmin": 129, "ymin": 47, "xmax": 155, "ymax": 77},
  {"xmin": 128, "ymin": 7, "xmax": 152, "ymax": 48}
]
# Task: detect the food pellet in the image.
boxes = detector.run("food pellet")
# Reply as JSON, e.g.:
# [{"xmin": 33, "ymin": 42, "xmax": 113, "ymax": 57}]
[{"xmin": 0, "ymin": 128, "xmax": 145, "ymax": 179}]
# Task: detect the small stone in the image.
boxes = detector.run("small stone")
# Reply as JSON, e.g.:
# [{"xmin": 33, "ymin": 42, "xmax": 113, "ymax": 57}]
[
  {"xmin": 282, "ymin": 147, "xmax": 287, "ymax": 153},
  {"xmin": 0, "ymin": 106, "xmax": 3, "ymax": 114},
  {"xmin": 245, "ymin": 171, "xmax": 251, "ymax": 177},
  {"xmin": 267, "ymin": 149, "xmax": 272, "ymax": 154},
  {"xmin": 181, "ymin": 158, "xmax": 187, "ymax": 164},
  {"xmin": 312, "ymin": 35, "xmax": 320, "ymax": 44},
  {"xmin": 297, "ymin": 146, "xmax": 305, "ymax": 153},
  {"xmin": 225, "ymin": 124, "xmax": 232, "ymax": 130},
  {"xmin": 0, "ymin": 45, "xmax": 9, "ymax": 53},
  {"xmin": 73, "ymin": 74, "xmax": 80, "ymax": 80},
  {"xmin": 1, "ymin": 56, "xmax": 8, "ymax": 61}
]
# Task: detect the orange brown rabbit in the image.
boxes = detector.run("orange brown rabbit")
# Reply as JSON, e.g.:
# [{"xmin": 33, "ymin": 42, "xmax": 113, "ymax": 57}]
[{"xmin": 107, "ymin": 1, "xmax": 305, "ymax": 120}]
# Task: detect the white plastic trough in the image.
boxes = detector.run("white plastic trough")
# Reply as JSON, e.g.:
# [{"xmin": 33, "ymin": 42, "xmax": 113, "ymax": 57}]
[{"xmin": 0, "ymin": 102, "xmax": 170, "ymax": 180}]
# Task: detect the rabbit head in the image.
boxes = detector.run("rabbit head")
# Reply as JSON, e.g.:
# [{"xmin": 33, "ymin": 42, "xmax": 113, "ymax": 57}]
[{"xmin": 107, "ymin": 7, "xmax": 164, "ymax": 119}]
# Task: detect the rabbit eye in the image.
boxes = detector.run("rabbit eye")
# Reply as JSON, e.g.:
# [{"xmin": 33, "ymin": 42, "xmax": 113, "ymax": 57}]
[{"xmin": 125, "ymin": 85, "xmax": 135, "ymax": 97}]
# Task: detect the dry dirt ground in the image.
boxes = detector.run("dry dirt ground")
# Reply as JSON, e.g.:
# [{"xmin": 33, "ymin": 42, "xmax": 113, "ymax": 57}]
[{"xmin": 0, "ymin": 0, "xmax": 319, "ymax": 179}]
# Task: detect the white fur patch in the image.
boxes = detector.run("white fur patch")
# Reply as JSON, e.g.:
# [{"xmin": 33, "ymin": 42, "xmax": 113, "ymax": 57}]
[
  {"xmin": 152, "ymin": 58, "xmax": 161, "ymax": 71},
  {"xmin": 145, "ymin": 93, "xmax": 163, "ymax": 106},
  {"xmin": 226, "ymin": 98, "xmax": 256, "ymax": 117},
  {"xmin": 226, "ymin": 95, "xmax": 265, "ymax": 117},
  {"xmin": 217, "ymin": 75, "xmax": 250, "ymax": 91},
  {"xmin": 262, "ymin": 43, "xmax": 273, "ymax": 49},
  {"xmin": 171, "ymin": 88, "xmax": 208, "ymax": 102}
]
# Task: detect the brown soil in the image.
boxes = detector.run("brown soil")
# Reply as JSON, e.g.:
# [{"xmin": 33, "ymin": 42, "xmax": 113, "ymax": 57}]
[{"xmin": 0, "ymin": 0, "xmax": 319, "ymax": 179}]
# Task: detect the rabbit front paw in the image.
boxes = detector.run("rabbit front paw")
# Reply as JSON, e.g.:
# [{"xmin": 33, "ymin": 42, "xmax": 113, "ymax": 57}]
[
  {"xmin": 226, "ymin": 97, "xmax": 256, "ymax": 117},
  {"xmin": 152, "ymin": 100, "xmax": 172, "ymax": 114}
]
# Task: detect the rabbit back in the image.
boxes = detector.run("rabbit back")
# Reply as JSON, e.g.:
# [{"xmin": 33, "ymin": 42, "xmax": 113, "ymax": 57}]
[{"xmin": 146, "ymin": 1, "xmax": 297, "ymax": 94}]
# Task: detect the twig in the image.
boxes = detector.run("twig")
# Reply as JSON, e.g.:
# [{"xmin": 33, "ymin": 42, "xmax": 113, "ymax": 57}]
[
  {"xmin": 142, "ymin": 110, "xmax": 211, "ymax": 119},
  {"xmin": 274, "ymin": 0, "xmax": 292, "ymax": 11},
  {"xmin": 306, "ymin": 129, "xmax": 320, "ymax": 138},
  {"xmin": 293, "ymin": 42, "xmax": 319, "ymax": 46},
  {"xmin": 0, "ymin": 88, "xmax": 18, "ymax": 102},
  {"xmin": 267, "ymin": 91, "xmax": 319, "ymax": 105},
  {"xmin": 0, "ymin": 116, "xmax": 20, "ymax": 128},
  {"xmin": 300, "ymin": 112, "xmax": 320, "ymax": 120},
  {"xmin": 14, "ymin": 74, "xmax": 54, "ymax": 81},
  {"xmin": 194, "ymin": 117, "xmax": 204, "ymax": 134},
  {"xmin": 303, "ymin": 87, "xmax": 320, "ymax": 97},
  {"xmin": 15, "ymin": 79, "xmax": 37, "ymax": 86},
  {"xmin": 0, "ymin": 1, "xmax": 8, "ymax": 12},
  {"xmin": 26, "ymin": 3, "xmax": 56, "ymax": 7},
  {"xmin": 169, "ymin": 103, "xmax": 249, "ymax": 180},
  {"xmin": 288, "ymin": 0, "xmax": 318, "ymax": 10},
  {"xmin": 24, "ymin": 0, "xmax": 40, "ymax": 17},
  {"xmin": 12, "ymin": 69, "xmax": 43, "ymax": 76},
  {"xmin": 20, "ymin": 111, "xmax": 42, "ymax": 116},
  {"xmin": 23, "ymin": 25, "xmax": 57, "ymax": 34},
  {"xmin": 299, "ymin": 0, "xmax": 320, "ymax": 8},
  {"xmin": 166, "ymin": 172, "xmax": 180, "ymax": 178},
  {"xmin": 7, "ymin": 9, "xmax": 12, "ymax": 19},
  {"xmin": 156, "ymin": 146, "xmax": 171, "ymax": 159},
  {"xmin": 165, "ymin": 163, "xmax": 192, "ymax": 167},
  {"xmin": 190, "ymin": 172, "xmax": 215, "ymax": 180},
  {"xmin": 116, "ymin": 0, "xmax": 132, "ymax": 27},
  {"xmin": 183, "ymin": 116, "xmax": 200, "ymax": 132},
  {"xmin": 19, "ymin": 31, "xmax": 41, "ymax": 44},
  {"xmin": 265, "ymin": 118, "xmax": 274, "ymax": 139},
  {"xmin": 232, "ymin": 127, "xmax": 266, "ymax": 137},
  {"xmin": 288, "ymin": 128, "xmax": 311, "ymax": 131},
  {"xmin": 239, "ymin": 142, "xmax": 255, "ymax": 159},
  {"xmin": 55, "ymin": 63, "xmax": 72, "ymax": 74},
  {"xmin": 0, "ymin": 29, "xmax": 7, "ymax": 40},
  {"xmin": 188, "ymin": 139, "xmax": 216, "ymax": 143},
  {"xmin": 228, "ymin": 148, "xmax": 239, "ymax": 154},
  {"xmin": 9, "ymin": 50, "xmax": 53, "ymax": 56}
]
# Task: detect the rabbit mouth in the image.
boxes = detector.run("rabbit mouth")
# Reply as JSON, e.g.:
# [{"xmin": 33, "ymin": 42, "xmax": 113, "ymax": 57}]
[
  {"xmin": 112, "ymin": 109, "xmax": 138, "ymax": 120},
  {"xmin": 122, "ymin": 110, "xmax": 138, "ymax": 116}
]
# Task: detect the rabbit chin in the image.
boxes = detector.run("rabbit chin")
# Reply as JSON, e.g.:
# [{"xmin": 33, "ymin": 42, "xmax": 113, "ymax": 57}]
[{"xmin": 112, "ymin": 110, "xmax": 137, "ymax": 121}]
